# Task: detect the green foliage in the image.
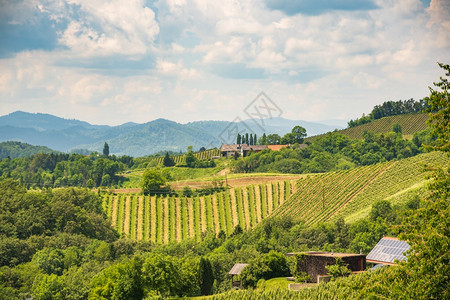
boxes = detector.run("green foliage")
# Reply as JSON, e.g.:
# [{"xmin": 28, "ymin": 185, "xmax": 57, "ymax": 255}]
[
  {"xmin": 240, "ymin": 251, "xmax": 290, "ymax": 288},
  {"xmin": 102, "ymin": 142, "xmax": 109, "ymax": 157},
  {"xmin": 369, "ymin": 200, "xmax": 396, "ymax": 223},
  {"xmin": 199, "ymin": 257, "xmax": 214, "ymax": 295},
  {"xmin": 0, "ymin": 152, "xmax": 128, "ymax": 188},
  {"xmin": 325, "ymin": 257, "xmax": 351, "ymax": 279},
  {"xmin": 162, "ymin": 152, "xmax": 175, "ymax": 167},
  {"xmin": 424, "ymin": 62, "xmax": 450, "ymax": 152},
  {"xmin": 141, "ymin": 168, "xmax": 167, "ymax": 195}
]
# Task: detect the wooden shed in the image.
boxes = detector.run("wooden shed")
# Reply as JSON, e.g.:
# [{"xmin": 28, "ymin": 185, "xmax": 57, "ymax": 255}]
[{"xmin": 228, "ymin": 263, "xmax": 249, "ymax": 288}]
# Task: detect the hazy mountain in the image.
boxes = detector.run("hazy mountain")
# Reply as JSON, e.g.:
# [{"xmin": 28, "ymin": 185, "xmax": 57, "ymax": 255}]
[{"xmin": 0, "ymin": 111, "xmax": 343, "ymax": 156}]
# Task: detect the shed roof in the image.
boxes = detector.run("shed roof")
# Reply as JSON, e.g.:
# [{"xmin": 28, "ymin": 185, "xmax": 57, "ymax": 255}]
[
  {"xmin": 286, "ymin": 251, "xmax": 364, "ymax": 258},
  {"xmin": 366, "ymin": 237, "xmax": 410, "ymax": 265},
  {"xmin": 228, "ymin": 263, "xmax": 249, "ymax": 275}
]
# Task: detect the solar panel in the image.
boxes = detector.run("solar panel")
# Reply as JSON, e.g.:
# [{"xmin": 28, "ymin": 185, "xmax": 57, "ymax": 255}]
[{"xmin": 366, "ymin": 237, "xmax": 411, "ymax": 264}]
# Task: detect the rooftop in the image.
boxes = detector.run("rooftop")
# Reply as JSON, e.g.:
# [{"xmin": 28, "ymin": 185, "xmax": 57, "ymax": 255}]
[
  {"xmin": 366, "ymin": 237, "xmax": 410, "ymax": 265},
  {"xmin": 286, "ymin": 251, "xmax": 364, "ymax": 258},
  {"xmin": 228, "ymin": 263, "xmax": 249, "ymax": 275}
]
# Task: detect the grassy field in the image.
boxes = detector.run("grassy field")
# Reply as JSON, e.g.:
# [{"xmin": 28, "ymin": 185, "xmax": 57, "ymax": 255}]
[{"xmin": 306, "ymin": 113, "xmax": 429, "ymax": 142}]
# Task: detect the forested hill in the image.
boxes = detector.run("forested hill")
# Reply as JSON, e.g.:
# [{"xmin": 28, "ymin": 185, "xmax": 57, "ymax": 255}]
[
  {"xmin": 0, "ymin": 141, "xmax": 58, "ymax": 159},
  {"xmin": 0, "ymin": 112, "xmax": 339, "ymax": 156}
]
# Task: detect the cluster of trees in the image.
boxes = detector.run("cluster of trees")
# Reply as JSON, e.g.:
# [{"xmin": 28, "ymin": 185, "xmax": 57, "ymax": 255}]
[
  {"xmin": 258, "ymin": 126, "xmax": 307, "ymax": 145},
  {"xmin": 235, "ymin": 126, "xmax": 307, "ymax": 146},
  {"xmin": 237, "ymin": 133, "xmax": 257, "ymax": 145},
  {"xmin": 258, "ymin": 126, "xmax": 306, "ymax": 145},
  {"xmin": 232, "ymin": 126, "xmax": 437, "ymax": 173},
  {"xmin": 348, "ymin": 99, "xmax": 429, "ymax": 128},
  {"xmin": 0, "ymin": 152, "xmax": 134, "ymax": 188},
  {"xmin": 185, "ymin": 148, "xmax": 216, "ymax": 168}
]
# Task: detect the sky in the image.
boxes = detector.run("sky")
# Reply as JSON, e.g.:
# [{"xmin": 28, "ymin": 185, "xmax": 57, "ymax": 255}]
[{"xmin": 0, "ymin": 0, "xmax": 449, "ymax": 126}]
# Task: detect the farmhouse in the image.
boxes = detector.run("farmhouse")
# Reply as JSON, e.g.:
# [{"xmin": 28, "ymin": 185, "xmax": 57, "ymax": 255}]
[
  {"xmin": 366, "ymin": 237, "xmax": 410, "ymax": 266},
  {"xmin": 220, "ymin": 144, "xmax": 268, "ymax": 157},
  {"xmin": 286, "ymin": 251, "xmax": 366, "ymax": 283}
]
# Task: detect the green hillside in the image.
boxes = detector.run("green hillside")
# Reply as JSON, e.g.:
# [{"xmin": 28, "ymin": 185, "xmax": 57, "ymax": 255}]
[
  {"xmin": 274, "ymin": 151, "xmax": 448, "ymax": 224},
  {"xmin": 0, "ymin": 141, "xmax": 57, "ymax": 158},
  {"xmin": 104, "ymin": 151, "xmax": 448, "ymax": 243},
  {"xmin": 306, "ymin": 113, "xmax": 429, "ymax": 142}
]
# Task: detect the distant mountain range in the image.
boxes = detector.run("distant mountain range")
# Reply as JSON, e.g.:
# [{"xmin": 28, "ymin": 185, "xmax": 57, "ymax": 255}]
[{"xmin": 0, "ymin": 111, "xmax": 343, "ymax": 157}]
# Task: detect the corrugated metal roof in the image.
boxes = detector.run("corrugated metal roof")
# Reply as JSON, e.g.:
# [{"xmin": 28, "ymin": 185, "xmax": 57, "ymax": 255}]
[
  {"xmin": 366, "ymin": 237, "xmax": 410, "ymax": 264},
  {"xmin": 228, "ymin": 263, "xmax": 249, "ymax": 275}
]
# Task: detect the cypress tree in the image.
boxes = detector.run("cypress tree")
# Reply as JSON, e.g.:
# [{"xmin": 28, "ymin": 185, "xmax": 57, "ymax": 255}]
[
  {"xmin": 199, "ymin": 257, "xmax": 214, "ymax": 295},
  {"xmin": 163, "ymin": 152, "xmax": 175, "ymax": 167},
  {"xmin": 103, "ymin": 142, "xmax": 109, "ymax": 156},
  {"xmin": 237, "ymin": 133, "xmax": 242, "ymax": 144}
]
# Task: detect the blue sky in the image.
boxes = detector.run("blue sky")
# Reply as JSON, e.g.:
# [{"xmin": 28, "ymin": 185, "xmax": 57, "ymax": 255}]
[{"xmin": 0, "ymin": 0, "xmax": 448, "ymax": 126}]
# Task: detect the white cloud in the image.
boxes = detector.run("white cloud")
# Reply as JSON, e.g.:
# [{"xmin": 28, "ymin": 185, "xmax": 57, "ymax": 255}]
[
  {"xmin": 0, "ymin": 0, "xmax": 449, "ymax": 127},
  {"xmin": 57, "ymin": 0, "xmax": 159, "ymax": 57}
]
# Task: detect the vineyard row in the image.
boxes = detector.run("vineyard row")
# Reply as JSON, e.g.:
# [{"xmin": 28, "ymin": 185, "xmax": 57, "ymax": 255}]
[{"xmin": 103, "ymin": 180, "xmax": 296, "ymax": 243}]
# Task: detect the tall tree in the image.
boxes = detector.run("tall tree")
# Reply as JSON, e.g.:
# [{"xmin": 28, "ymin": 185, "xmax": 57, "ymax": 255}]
[
  {"xmin": 237, "ymin": 133, "xmax": 242, "ymax": 144},
  {"xmin": 259, "ymin": 133, "xmax": 267, "ymax": 145},
  {"xmin": 163, "ymin": 152, "xmax": 175, "ymax": 167},
  {"xmin": 254, "ymin": 134, "xmax": 257, "ymax": 145},
  {"xmin": 102, "ymin": 142, "xmax": 109, "ymax": 156},
  {"xmin": 245, "ymin": 133, "xmax": 249, "ymax": 145},
  {"xmin": 249, "ymin": 134, "xmax": 254, "ymax": 145},
  {"xmin": 198, "ymin": 257, "xmax": 214, "ymax": 295}
]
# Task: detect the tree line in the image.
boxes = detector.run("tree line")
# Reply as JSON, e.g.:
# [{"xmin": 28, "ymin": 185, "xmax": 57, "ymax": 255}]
[
  {"xmin": 237, "ymin": 126, "xmax": 307, "ymax": 146},
  {"xmin": 0, "ymin": 152, "xmax": 134, "ymax": 188},
  {"xmin": 348, "ymin": 98, "xmax": 429, "ymax": 128}
]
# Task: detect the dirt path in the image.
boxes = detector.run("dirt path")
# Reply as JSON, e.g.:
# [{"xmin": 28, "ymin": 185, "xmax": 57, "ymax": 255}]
[
  {"xmin": 163, "ymin": 197, "xmax": 169, "ymax": 244},
  {"xmin": 242, "ymin": 188, "xmax": 251, "ymax": 230},
  {"xmin": 212, "ymin": 195, "xmax": 220, "ymax": 234},
  {"xmin": 175, "ymin": 198, "xmax": 182, "ymax": 242},
  {"xmin": 150, "ymin": 196, "xmax": 156, "ymax": 243},
  {"xmin": 123, "ymin": 196, "xmax": 131, "ymax": 236},
  {"xmin": 111, "ymin": 196, "xmax": 118, "ymax": 227},
  {"xmin": 229, "ymin": 189, "xmax": 238, "ymax": 227},
  {"xmin": 267, "ymin": 183, "xmax": 273, "ymax": 215},
  {"xmin": 254, "ymin": 185, "xmax": 262, "ymax": 223},
  {"xmin": 136, "ymin": 196, "xmax": 144, "ymax": 240},
  {"xmin": 187, "ymin": 198, "xmax": 195, "ymax": 238},
  {"xmin": 200, "ymin": 197, "xmax": 206, "ymax": 233}
]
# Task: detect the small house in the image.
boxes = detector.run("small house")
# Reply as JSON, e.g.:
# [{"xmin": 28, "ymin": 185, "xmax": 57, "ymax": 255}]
[
  {"xmin": 220, "ymin": 144, "xmax": 268, "ymax": 157},
  {"xmin": 286, "ymin": 251, "xmax": 366, "ymax": 283},
  {"xmin": 228, "ymin": 263, "xmax": 249, "ymax": 288}
]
